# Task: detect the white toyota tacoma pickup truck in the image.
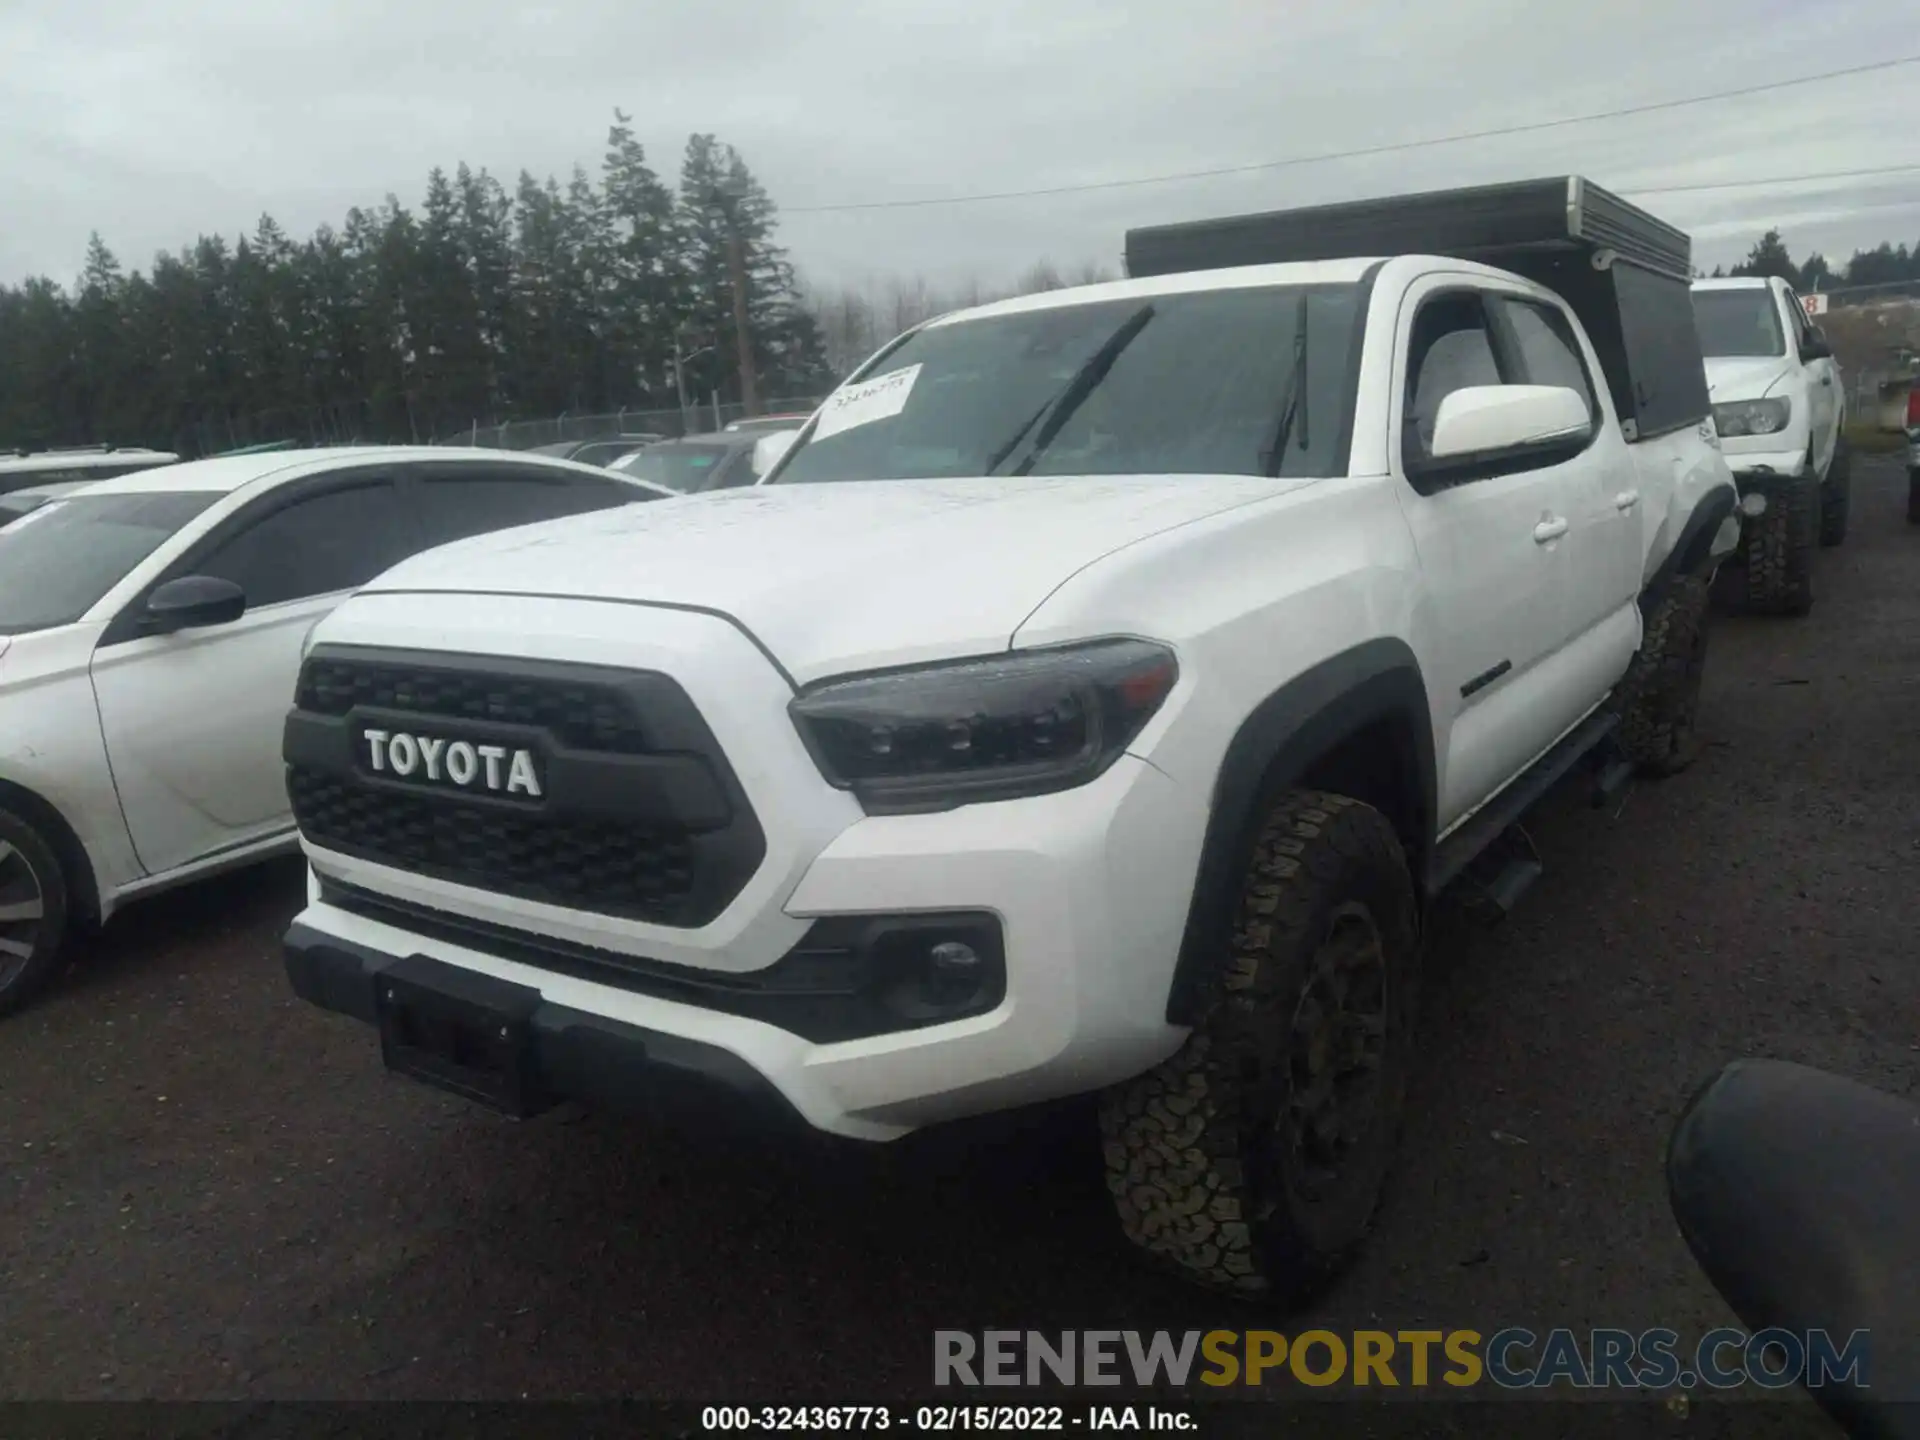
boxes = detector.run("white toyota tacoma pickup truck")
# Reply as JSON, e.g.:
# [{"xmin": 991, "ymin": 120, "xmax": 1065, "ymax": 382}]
[
  {"xmin": 1689, "ymin": 275, "xmax": 1849, "ymax": 615},
  {"xmin": 282, "ymin": 178, "xmax": 1740, "ymax": 1302}
]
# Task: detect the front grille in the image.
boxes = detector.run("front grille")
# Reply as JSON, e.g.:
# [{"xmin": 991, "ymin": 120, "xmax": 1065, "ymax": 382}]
[
  {"xmin": 287, "ymin": 647, "xmax": 767, "ymax": 927},
  {"xmin": 289, "ymin": 768, "xmax": 700, "ymax": 923},
  {"xmin": 297, "ymin": 655, "xmax": 649, "ymax": 754}
]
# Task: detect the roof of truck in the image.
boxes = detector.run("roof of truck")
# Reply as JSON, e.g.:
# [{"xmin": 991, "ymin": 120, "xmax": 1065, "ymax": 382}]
[
  {"xmin": 1690, "ymin": 276, "xmax": 1778, "ymax": 291},
  {"xmin": 925, "ymin": 256, "xmax": 1386, "ymax": 328}
]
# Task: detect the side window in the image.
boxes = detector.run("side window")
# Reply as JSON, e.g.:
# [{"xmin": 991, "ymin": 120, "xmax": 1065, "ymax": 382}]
[
  {"xmin": 409, "ymin": 466, "xmax": 639, "ymax": 547},
  {"xmin": 1491, "ymin": 298, "xmax": 1598, "ymax": 424},
  {"xmin": 1782, "ymin": 288, "xmax": 1810, "ymax": 347},
  {"xmin": 1404, "ymin": 293, "xmax": 1504, "ymax": 461},
  {"xmin": 196, "ymin": 480, "xmax": 414, "ymax": 608}
]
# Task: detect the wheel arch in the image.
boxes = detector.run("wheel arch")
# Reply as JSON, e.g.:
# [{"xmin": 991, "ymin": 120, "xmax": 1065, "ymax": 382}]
[
  {"xmin": 1644, "ymin": 482, "xmax": 1738, "ymax": 606},
  {"xmin": 1164, "ymin": 638, "xmax": 1435, "ymax": 1026},
  {"xmin": 0, "ymin": 779, "xmax": 101, "ymax": 927}
]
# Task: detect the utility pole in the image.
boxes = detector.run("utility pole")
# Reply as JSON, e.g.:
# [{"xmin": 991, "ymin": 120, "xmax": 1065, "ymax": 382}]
[{"xmin": 722, "ymin": 186, "xmax": 761, "ymax": 419}]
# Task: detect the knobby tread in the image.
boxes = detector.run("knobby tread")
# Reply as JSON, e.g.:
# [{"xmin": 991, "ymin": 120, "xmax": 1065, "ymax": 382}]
[
  {"xmin": 1099, "ymin": 790, "xmax": 1418, "ymax": 1303},
  {"xmin": 1819, "ymin": 439, "xmax": 1851, "ymax": 547},
  {"xmin": 1615, "ymin": 573, "xmax": 1712, "ymax": 778},
  {"xmin": 0, "ymin": 807, "xmax": 71, "ymax": 1019},
  {"xmin": 1743, "ymin": 476, "xmax": 1818, "ymax": 616}
]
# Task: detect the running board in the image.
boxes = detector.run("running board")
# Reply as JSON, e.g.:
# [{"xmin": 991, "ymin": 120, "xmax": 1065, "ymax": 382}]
[{"xmin": 1427, "ymin": 710, "xmax": 1622, "ymax": 896}]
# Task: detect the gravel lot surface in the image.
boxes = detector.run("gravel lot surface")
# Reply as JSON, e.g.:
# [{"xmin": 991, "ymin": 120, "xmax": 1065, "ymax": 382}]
[{"xmin": 6, "ymin": 459, "xmax": 1915, "ymax": 1437}]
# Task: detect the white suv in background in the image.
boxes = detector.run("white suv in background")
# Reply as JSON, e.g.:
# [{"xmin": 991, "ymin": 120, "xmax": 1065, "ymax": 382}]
[
  {"xmin": 1690, "ymin": 276, "xmax": 1848, "ymax": 614},
  {"xmin": 0, "ymin": 446, "xmax": 673, "ymax": 1016}
]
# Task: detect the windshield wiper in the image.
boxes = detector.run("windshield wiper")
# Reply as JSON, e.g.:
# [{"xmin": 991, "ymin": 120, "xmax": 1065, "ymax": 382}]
[
  {"xmin": 1260, "ymin": 297, "xmax": 1310, "ymax": 477},
  {"xmin": 985, "ymin": 303, "xmax": 1156, "ymax": 476}
]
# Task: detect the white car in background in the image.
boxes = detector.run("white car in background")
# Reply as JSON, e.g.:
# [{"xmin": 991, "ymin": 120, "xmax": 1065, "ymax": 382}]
[
  {"xmin": 0, "ymin": 445, "xmax": 178, "ymax": 497},
  {"xmin": 1690, "ymin": 276, "xmax": 1848, "ymax": 615},
  {"xmin": 0, "ymin": 446, "xmax": 675, "ymax": 1015}
]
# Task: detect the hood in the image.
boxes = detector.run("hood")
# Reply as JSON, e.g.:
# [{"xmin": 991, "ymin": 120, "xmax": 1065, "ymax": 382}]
[
  {"xmin": 1704, "ymin": 355, "xmax": 1798, "ymax": 403},
  {"xmin": 361, "ymin": 474, "xmax": 1314, "ymax": 682}
]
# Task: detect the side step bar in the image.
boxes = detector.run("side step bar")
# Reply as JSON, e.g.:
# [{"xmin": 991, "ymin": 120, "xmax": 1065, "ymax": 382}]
[{"xmin": 1426, "ymin": 709, "xmax": 1623, "ymax": 897}]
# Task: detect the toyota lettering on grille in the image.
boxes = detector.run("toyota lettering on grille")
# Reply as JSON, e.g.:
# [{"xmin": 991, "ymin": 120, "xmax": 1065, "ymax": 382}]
[{"xmin": 359, "ymin": 728, "xmax": 544, "ymax": 798}]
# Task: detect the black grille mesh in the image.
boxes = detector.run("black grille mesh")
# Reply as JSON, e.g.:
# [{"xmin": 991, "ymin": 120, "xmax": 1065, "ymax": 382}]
[{"xmin": 289, "ymin": 767, "xmax": 699, "ymax": 923}]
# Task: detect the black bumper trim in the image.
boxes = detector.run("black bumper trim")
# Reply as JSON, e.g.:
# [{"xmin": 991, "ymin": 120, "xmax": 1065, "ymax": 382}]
[
  {"xmin": 312, "ymin": 876, "xmax": 1007, "ymax": 1045},
  {"xmin": 284, "ymin": 920, "xmax": 808, "ymax": 1128}
]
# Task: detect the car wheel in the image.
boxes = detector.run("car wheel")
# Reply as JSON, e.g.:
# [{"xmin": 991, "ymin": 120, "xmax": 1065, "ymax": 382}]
[
  {"xmin": 1099, "ymin": 790, "xmax": 1420, "ymax": 1302},
  {"xmin": 1818, "ymin": 438, "xmax": 1851, "ymax": 547},
  {"xmin": 1743, "ymin": 478, "xmax": 1817, "ymax": 616},
  {"xmin": 1617, "ymin": 573, "xmax": 1712, "ymax": 778},
  {"xmin": 0, "ymin": 808, "xmax": 71, "ymax": 1019}
]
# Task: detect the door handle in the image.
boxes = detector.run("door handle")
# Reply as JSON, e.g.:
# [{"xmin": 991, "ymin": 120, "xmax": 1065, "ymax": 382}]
[
  {"xmin": 1533, "ymin": 516, "xmax": 1569, "ymax": 544},
  {"xmin": 1614, "ymin": 489, "xmax": 1640, "ymax": 512}
]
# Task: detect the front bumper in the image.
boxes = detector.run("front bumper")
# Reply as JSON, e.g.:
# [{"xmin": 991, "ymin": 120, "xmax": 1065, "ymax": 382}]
[
  {"xmin": 285, "ymin": 923, "xmax": 810, "ymax": 1129},
  {"xmin": 287, "ymin": 750, "xmax": 1201, "ymax": 1142}
]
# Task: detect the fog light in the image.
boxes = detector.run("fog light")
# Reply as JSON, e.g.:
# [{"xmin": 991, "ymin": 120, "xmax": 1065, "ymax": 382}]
[
  {"xmin": 1739, "ymin": 492, "xmax": 1769, "ymax": 518},
  {"xmin": 929, "ymin": 940, "xmax": 982, "ymax": 978}
]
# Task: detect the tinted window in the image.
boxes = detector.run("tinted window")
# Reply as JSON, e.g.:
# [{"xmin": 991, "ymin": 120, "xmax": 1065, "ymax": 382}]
[
  {"xmin": 771, "ymin": 283, "xmax": 1365, "ymax": 484},
  {"xmin": 1691, "ymin": 289, "xmax": 1786, "ymax": 359},
  {"xmin": 614, "ymin": 443, "xmax": 735, "ymax": 492},
  {"xmin": 1405, "ymin": 296, "xmax": 1503, "ymax": 458},
  {"xmin": 197, "ymin": 481, "xmax": 413, "ymax": 607},
  {"xmin": 1618, "ymin": 267, "xmax": 1713, "ymax": 436},
  {"xmin": 0, "ymin": 491, "xmax": 219, "ymax": 634},
  {"xmin": 1495, "ymin": 298, "xmax": 1597, "ymax": 420},
  {"xmin": 410, "ymin": 467, "xmax": 638, "ymax": 547}
]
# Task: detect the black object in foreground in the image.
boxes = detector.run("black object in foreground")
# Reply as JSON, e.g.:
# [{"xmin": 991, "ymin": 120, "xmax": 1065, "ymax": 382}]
[{"xmin": 1667, "ymin": 1057, "xmax": 1920, "ymax": 1439}]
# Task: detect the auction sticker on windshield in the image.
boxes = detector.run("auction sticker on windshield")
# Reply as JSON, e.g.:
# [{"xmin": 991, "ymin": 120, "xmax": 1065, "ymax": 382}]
[{"xmin": 812, "ymin": 364, "xmax": 922, "ymax": 441}]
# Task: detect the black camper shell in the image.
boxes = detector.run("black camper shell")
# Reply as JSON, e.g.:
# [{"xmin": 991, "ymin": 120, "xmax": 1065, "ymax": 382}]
[{"xmin": 1124, "ymin": 176, "xmax": 1712, "ymax": 444}]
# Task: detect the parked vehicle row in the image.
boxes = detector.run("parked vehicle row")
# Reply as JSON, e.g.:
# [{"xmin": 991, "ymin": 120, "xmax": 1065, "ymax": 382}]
[
  {"xmin": 7, "ymin": 175, "xmax": 1877, "ymax": 1313},
  {"xmin": 277, "ymin": 176, "xmax": 1743, "ymax": 1304}
]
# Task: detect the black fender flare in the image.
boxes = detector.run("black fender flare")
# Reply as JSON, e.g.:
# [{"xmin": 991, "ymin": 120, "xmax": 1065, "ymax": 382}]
[
  {"xmin": 1163, "ymin": 638, "xmax": 1436, "ymax": 1025},
  {"xmin": 1642, "ymin": 484, "xmax": 1738, "ymax": 605}
]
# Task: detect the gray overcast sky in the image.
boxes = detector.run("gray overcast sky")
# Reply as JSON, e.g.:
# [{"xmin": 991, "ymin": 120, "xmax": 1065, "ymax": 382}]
[{"xmin": 4, "ymin": 0, "xmax": 1917, "ymax": 295}]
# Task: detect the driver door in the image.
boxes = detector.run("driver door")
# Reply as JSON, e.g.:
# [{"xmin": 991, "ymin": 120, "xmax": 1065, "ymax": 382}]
[{"xmin": 88, "ymin": 472, "xmax": 419, "ymax": 878}]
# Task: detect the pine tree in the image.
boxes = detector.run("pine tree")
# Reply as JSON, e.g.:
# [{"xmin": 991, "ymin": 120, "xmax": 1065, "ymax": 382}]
[{"xmin": 600, "ymin": 112, "xmax": 684, "ymax": 403}]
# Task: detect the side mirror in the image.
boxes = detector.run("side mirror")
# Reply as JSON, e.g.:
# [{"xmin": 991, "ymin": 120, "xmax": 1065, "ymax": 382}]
[
  {"xmin": 751, "ymin": 430, "xmax": 800, "ymax": 479},
  {"xmin": 143, "ymin": 575, "xmax": 247, "ymax": 634},
  {"xmin": 1417, "ymin": 385, "xmax": 1591, "ymax": 475},
  {"xmin": 1801, "ymin": 327, "xmax": 1832, "ymax": 362}
]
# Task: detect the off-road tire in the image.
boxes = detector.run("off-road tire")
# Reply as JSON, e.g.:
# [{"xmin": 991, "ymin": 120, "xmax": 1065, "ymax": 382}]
[
  {"xmin": 0, "ymin": 807, "xmax": 70, "ymax": 1019},
  {"xmin": 1908, "ymin": 469, "xmax": 1920, "ymax": 526},
  {"xmin": 1099, "ymin": 791, "xmax": 1419, "ymax": 1303},
  {"xmin": 1615, "ymin": 574, "xmax": 1711, "ymax": 778},
  {"xmin": 1818, "ymin": 439, "xmax": 1851, "ymax": 547},
  {"xmin": 1743, "ymin": 477, "xmax": 1817, "ymax": 616}
]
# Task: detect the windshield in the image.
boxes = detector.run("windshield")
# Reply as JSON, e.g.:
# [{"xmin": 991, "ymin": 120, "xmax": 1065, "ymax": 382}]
[
  {"xmin": 612, "ymin": 443, "xmax": 736, "ymax": 491},
  {"xmin": 1691, "ymin": 289, "xmax": 1786, "ymax": 359},
  {"xmin": 770, "ymin": 283, "xmax": 1363, "ymax": 484},
  {"xmin": 0, "ymin": 491, "xmax": 219, "ymax": 634}
]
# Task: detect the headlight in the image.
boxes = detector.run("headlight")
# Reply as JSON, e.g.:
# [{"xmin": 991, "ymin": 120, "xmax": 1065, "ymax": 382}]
[
  {"xmin": 1711, "ymin": 398, "xmax": 1791, "ymax": 437},
  {"xmin": 789, "ymin": 639, "xmax": 1179, "ymax": 815}
]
